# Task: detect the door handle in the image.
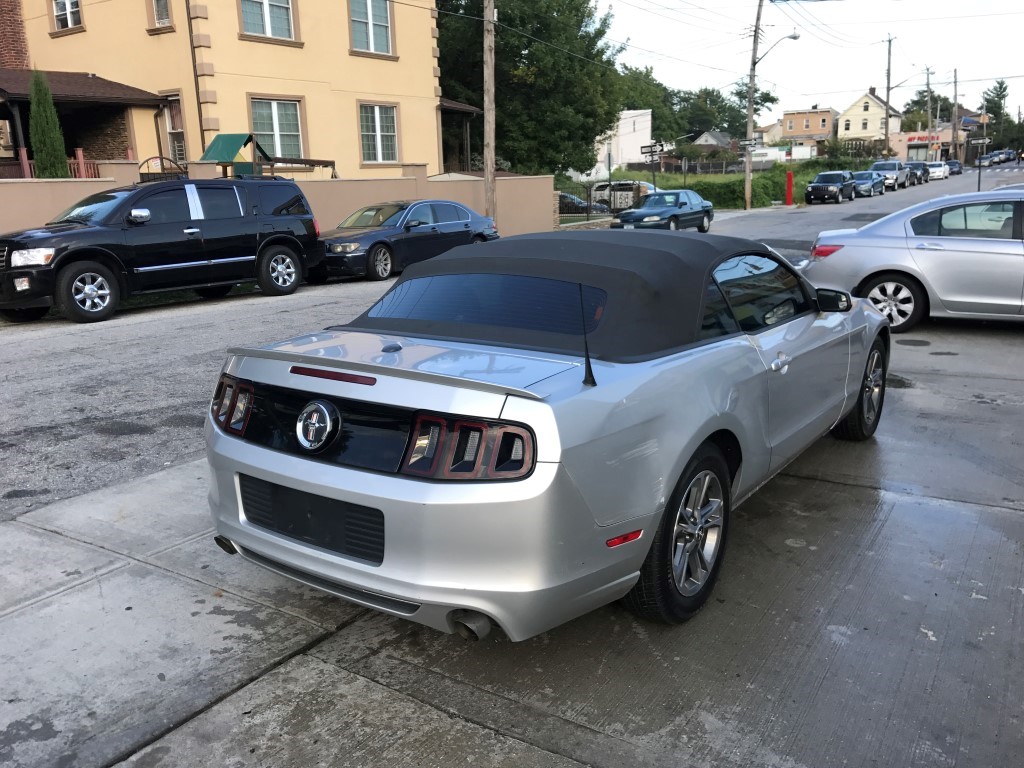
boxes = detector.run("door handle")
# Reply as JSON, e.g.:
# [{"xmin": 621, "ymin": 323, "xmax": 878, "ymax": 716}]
[
  {"xmin": 183, "ymin": 227, "xmax": 201, "ymax": 235},
  {"xmin": 915, "ymin": 243, "xmax": 943, "ymax": 250},
  {"xmin": 770, "ymin": 354, "xmax": 792, "ymax": 373}
]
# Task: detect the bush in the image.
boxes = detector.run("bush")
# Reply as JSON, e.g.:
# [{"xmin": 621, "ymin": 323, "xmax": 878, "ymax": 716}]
[{"xmin": 29, "ymin": 70, "xmax": 68, "ymax": 178}]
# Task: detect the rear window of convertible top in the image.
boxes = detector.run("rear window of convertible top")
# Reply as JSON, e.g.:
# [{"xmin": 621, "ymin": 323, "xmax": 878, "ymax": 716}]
[{"xmin": 366, "ymin": 274, "xmax": 608, "ymax": 335}]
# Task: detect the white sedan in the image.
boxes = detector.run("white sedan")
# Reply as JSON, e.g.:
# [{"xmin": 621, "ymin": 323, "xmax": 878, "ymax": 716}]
[{"xmin": 926, "ymin": 161, "xmax": 949, "ymax": 179}]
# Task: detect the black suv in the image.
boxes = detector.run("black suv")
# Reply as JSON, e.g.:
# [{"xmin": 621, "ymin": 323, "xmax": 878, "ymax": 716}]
[
  {"xmin": 0, "ymin": 177, "xmax": 321, "ymax": 323},
  {"xmin": 905, "ymin": 161, "xmax": 929, "ymax": 185},
  {"xmin": 805, "ymin": 171, "xmax": 856, "ymax": 204}
]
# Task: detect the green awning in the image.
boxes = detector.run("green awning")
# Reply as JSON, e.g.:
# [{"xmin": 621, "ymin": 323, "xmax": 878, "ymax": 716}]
[{"xmin": 199, "ymin": 134, "xmax": 272, "ymax": 163}]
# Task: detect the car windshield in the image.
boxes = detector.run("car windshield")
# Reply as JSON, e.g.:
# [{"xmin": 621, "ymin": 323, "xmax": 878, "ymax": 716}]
[
  {"xmin": 814, "ymin": 173, "xmax": 844, "ymax": 184},
  {"xmin": 339, "ymin": 204, "xmax": 407, "ymax": 228},
  {"xmin": 640, "ymin": 193, "xmax": 680, "ymax": 208},
  {"xmin": 366, "ymin": 274, "xmax": 607, "ymax": 335},
  {"xmin": 48, "ymin": 189, "xmax": 135, "ymax": 224},
  {"xmin": 872, "ymin": 163, "xmax": 898, "ymax": 170},
  {"xmin": 852, "ymin": 172, "xmax": 873, "ymax": 180}
]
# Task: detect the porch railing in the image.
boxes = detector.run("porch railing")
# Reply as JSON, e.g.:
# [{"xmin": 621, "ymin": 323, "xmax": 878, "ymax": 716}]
[{"xmin": 0, "ymin": 153, "xmax": 101, "ymax": 180}]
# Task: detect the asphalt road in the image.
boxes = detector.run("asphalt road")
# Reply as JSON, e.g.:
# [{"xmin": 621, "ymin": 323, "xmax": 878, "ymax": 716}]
[{"xmin": 2, "ymin": 171, "xmax": 1023, "ymax": 767}]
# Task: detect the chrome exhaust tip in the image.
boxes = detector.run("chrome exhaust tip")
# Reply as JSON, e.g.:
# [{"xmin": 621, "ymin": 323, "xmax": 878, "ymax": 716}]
[{"xmin": 213, "ymin": 535, "xmax": 237, "ymax": 555}]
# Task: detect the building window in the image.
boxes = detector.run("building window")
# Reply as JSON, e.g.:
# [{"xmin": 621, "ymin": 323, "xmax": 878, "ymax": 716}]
[
  {"xmin": 252, "ymin": 99, "xmax": 302, "ymax": 158},
  {"xmin": 843, "ymin": 119, "xmax": 851, "ymax": 131},
  {"xmin": 803, "ymin": 119, "xmax": 810, "ymax": 130},
  {"xmin": 820, "ymin": 117, "xmax": 827, "ymax": 129},
  {"xmin": 53, "ymin": 0, "xmax": 81, "ymax": 29},
  {"xmin": 862, "ymin": 119, "xmax": 869, "ymax": 130},
  {"xmin": 360, "ymin": 104, "xmax": 397, "ymax": 163},
  {"xmin": 241, "ymin": 0, "xmax": 293, "ymax": 39},
  {"xmin": 863, "ymin": 101, "xmax": 869, "ymax": 112},
  {"xmin": 154, "ymin": 0, "xmax": 171, "ymax": 26},
  {"xmin": 787, "ymin": 120, "xmax": 793, "ymax": 131},
  {"xmin": 351, "ymin": 0, "xmax": 391, "ymax": 54},
  {"xmin": 166, "ymin": 97, "xmax": 186, "ymax": 164}
]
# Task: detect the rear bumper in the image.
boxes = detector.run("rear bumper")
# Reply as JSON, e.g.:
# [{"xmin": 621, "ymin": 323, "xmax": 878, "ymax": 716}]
[{"xmin": 205, "ymin": 418, "xmax": 650, "ymax": 640}]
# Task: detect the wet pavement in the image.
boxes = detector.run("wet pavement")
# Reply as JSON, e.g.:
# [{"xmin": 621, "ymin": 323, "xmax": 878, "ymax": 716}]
[{"xmin": 2, "ymin": 270, "xmax": 1023, "ymax": 767}]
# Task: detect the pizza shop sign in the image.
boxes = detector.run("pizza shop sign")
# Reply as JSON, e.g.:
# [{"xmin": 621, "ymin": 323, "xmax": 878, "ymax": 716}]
[{"xmin": 907, "ymin": 135, "xmax": 942, "ymax": 143}]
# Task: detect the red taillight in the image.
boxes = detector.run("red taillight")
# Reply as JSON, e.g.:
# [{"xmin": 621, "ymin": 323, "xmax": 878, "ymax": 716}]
[
  {"xmin": 400, "ymin": 413, "xmax": 534, "ymax": 481},
  {"xmin": 211, "ymin": 374, "xmax": 254, "ymax": 436},
  {"xmin": 606, "ymin": 530, "xmax": 643, "ymax": 548},
  {"xmin": 811, "ymin": 244, "xmax": 844, "ymax": 259},
  {"xmin": 314, "ymin": 217, "xmax": 320, "ymax": 237}
]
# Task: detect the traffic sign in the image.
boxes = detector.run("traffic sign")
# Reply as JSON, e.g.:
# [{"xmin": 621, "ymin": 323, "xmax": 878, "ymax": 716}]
[
  {"xmin": 969, "ymin": 137, "xmax": 992, "ymax": 146},
  {"xmin": 738, "ymin": 139, "xmax": 757, "ymax": 147},
  {"xmin": 640, "ymin": 142, "xmax": 665, "ymax": 155},
  {"xmin": 647, "ymin": 154, "xmax": 661, "ymax": 163}
]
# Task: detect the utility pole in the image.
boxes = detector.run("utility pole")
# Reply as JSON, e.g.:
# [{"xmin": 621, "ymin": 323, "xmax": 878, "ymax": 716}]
[
  {"xmin": 925, "ymin": 67, "xmax": 934, "ymax": 161},
  {"xmin": 483, "ymin": 0, "xmax": 496, "ymax": 221},
  {"xmin": 743, "ymin": 0, "xmax": 765, "ymax": 211},
  {"xmin": 884, "ymin": 35, "xmax": 893, "ymax": 157},
  {"xmin": 952, "ymin": 69, "xmax": 958, "ymax": 160},
  {"xmin": 978, "ymin": 99, "xmax": 987, "ymax": 193}
]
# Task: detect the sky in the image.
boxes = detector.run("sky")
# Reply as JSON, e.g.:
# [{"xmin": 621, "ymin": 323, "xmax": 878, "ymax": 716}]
[{"xmin": 603, "ymin": 0, "xmax": 1022, "ymax": 126}]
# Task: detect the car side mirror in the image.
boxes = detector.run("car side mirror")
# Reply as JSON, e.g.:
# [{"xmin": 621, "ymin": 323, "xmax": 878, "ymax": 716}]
[
  {"xmin": 405, "ymin": 219, "xmax": 423, "ymax": 229},
  {"xmin": 816, "ymin": 288, "xmax": 852, "ymax": 312},
  {"xmin": 128, "ymin": 208, "xmax": 151, "ymax": 224}
]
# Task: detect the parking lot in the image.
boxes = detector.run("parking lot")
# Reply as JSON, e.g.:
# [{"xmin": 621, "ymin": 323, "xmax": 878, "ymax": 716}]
[{"xmin": 2, "ymin": 188, "xmax": 1023, "ymax": 767}]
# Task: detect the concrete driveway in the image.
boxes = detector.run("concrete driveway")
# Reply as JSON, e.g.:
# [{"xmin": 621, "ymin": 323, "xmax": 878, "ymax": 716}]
[{"xmin": 2, "ymin": 221, "xmax": 1023, "ymax": 767}]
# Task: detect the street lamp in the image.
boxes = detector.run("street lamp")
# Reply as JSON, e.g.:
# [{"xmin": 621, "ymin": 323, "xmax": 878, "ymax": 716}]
[{"xmin": 744, "ymin": 18, "xmax": 800, "ymax": 210}]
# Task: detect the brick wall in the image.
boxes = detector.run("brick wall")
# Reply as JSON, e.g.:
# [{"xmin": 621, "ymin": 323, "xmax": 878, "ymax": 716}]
[
  {"xmin": 67, "ymin": 110, "xmax": 131, "ymax": 160},
  {"xmin": 0, "ymin": 0, "xmax": 29, "ymax": 69}
]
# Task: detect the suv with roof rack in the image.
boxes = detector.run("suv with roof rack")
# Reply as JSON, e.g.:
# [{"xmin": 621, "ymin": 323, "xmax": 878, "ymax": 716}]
[{"xmin": 0, "ymin": 177, "xmax": 321, "ymax": 323}]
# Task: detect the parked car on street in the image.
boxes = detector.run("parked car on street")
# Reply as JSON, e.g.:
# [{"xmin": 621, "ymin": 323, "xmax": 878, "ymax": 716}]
[
  {"xmin": 0, "ymin": 178, "xmax": 321, "ymax": 324},
  {"xmin": 798, "ymin": 190, "xmax": 1024, "ymax": 332},
  {"xmin": 610, "ymin": 190, "xmax": 713, "ymax": 231},
  {"xmin": 805, "ymin": 171, "xmax": 856, "ymax": 204},
  {"xmin": 314, "ymin": 200, "xmax": 498, "ymax": 282},
  {"xmin": 205, "ymin": 230, "xmax": 889, "ymax": 641},
  {"xmin": 946, "ymin": 159, "xmax": 963, "ymax": 175},
  {"xmin": 926, "ymin": 161, "xmax": 950, "ymax": 180},
  {"xmin": 977, "ymin": 154, "xmax": 994, "ymax": 167},
  {"xmin": 906, "ymin": 161, "xmax": 930, "ymax": 185},
  {"xmin": 869, "ymin": 160, "xmax": 910, "ymax": 190},
  {"xmin": 852, "ymin": 171, "xmax": 886, "ymax": 197},
  {"xmin": 558, "ymin": 192, "xmax": 610, "ymax": 215}
]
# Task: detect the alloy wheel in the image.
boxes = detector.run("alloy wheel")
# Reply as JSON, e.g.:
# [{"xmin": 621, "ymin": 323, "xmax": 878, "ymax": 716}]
[
  {"xmin": 671, "ymin": 470, "xmax": 724, "ymax": 597},
  {"xmin": 72, "ymin": 272, "xmax": 112, "ymax": 313},
  {"xmin": 269, "ymin": 254, "xmax": 296, "ymax": 288},
  {"xmin": 862, "ymin": 348, "xmax": 885, "ymax": 425},
  {"xmin": 373, "ymin": 246, "xmax": 392, "ymax": 278}
]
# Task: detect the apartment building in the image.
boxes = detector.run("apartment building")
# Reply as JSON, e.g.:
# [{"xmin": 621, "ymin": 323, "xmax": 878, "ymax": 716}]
[
  {"xmin": 1, "ymin": 0, "xmax": 444, "ymax": 176},
  {"xmin": 780, "ymin": 107, "xmax": 838, "ymax": 147},
  {"xmin": 836, "ymin": 87, "xmax": 903, "ymax": 143}
]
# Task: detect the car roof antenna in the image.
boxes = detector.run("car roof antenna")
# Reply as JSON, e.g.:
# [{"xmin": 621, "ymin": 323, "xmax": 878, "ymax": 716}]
[{"xmin": 577, "ymin": 283, "xmax": 597, "ymax": 387}]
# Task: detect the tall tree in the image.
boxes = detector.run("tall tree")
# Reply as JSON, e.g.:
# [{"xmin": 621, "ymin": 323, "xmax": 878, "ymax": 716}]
[
  {"xmin": 731, "ymin": 80, "xmax": 779, "ymax": 121},
  {"xmin": 438, "ymin": 0, "xmax": 623, "ymax": 174},
  {"xmin": 677, "ymin": 88, "xmax": 746, "ymax": 138},
  {"xmin": 618, "ymin": 66, "xmax": 687, "ymax": 143},
  {"xmin": 29, "ymin": 70, "xmax": 68, "ymax": 178},
  {"xmin": 982, "ymin": 79, "xmax": 1010, "ymax": 130}
]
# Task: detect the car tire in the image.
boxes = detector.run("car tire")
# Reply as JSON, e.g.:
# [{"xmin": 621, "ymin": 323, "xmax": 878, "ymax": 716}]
[
  {"xmin": 472, "ymin": 235, "xmax": 486, "ymax": 244},
  {"xmin": 366, "ymin": 244, "xmax": 393, "ymax": 281},
  {"xmin": 868, "ymin": 187, "xmax": 874, "ymax": 197},
  {"xmin": 835, "ymin": 190, "xmax": 842, "ymax": 204},
  {"xmin": 57, "ymin": 261, "xmax": 120, "ymax": 323},
  {"xmin": 305, "ymin": 265, "xmax": 329, "ymax": 284},
  {"xmin": 668, "ymin": 217, "xmax": 679, "ymax": 231},
  {"xmin": 697, "ymin": 213, "xmax": 711, "ymax": 233},
  {"xmin": 257, "ymin": 246, "xmax": 300, "ymax": 296},
  {"xmin": 861, "ymin": 272, "xmax": 926, "ymax": 333},
  {"xmin": 625, "ymin": 443, "xmax": 731, "ymax": 624},
  {"xmin": 832, "ymin": 336, "xmax": 887, "ymax": 441},
  {"xmin": 194, "ymin": 285, "xmax": 234, "ymax": 299},
  {"xmin": 0, "ymin": 307, "xmax": 50, "ymax": 322}
]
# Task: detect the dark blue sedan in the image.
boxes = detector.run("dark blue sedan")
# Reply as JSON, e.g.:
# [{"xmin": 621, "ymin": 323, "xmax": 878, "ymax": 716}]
[
  {"xmin": 313, "ymin": 200, "xmax": 499, "ymax": 281},
  {"xmin": 852, "ymin": 171, "xmax": 886, "ymax": 197},
  {"xmin": 609, "ymin": 190, "xmax": 714, "ymax": 232}
]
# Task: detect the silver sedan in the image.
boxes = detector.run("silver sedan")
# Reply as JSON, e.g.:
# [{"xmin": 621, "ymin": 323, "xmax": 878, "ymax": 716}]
[
  {"xmin": 798, "ymin": 190, "xmax": 1024, "ymax": 331},
  {"xmin": 206, "ymin": 231, "xmax": 889, "ymax": 641}
]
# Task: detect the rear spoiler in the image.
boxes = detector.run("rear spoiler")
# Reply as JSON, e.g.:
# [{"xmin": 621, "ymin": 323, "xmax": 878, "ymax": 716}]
[{"xmin": 226, "ymin": 346, "xmax": 545, "ymax": 401}]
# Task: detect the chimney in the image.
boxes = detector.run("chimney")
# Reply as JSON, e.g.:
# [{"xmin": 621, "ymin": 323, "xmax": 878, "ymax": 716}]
[
  {"xmin": 0, "ymin": 0, "xmax": 30, "ymax": 69},
  {"xmin": 869, "ymin": 86, "xmax": 877, "ymax": 97}
]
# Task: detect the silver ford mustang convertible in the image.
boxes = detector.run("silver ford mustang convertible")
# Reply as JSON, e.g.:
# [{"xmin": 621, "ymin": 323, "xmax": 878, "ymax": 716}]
[{"xmin": 206, "ymin": 231, "xmax": 889, "ymax": 641}]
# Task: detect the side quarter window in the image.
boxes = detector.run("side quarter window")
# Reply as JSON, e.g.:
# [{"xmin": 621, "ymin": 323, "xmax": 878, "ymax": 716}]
[
  {"xmin": 713, "ymin": 254, "xmax": 811, "ymax": 332},
  {"xmin": 699, "ymin": 279, "xmax": 741, "ymax": 341}
]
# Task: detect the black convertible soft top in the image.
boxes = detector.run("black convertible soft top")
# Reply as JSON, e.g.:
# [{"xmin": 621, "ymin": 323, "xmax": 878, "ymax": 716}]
[{"xmin": 345, "ymin": 230, "xmax": 771, "ymax": 362}]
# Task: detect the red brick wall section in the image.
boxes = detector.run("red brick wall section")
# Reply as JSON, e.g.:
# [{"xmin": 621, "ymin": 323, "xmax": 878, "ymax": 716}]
[
  {"xmin": 75, "ymin": 112, "xmax": 131, "ymax": 160},
  {"xmin": 0, "ymin": 0, "xmax": 30, "ymax": 69}
]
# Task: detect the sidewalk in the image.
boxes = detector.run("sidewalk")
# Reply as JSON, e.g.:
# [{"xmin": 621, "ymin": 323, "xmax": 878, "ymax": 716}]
[{"xmin": 1, "ymin": 461, "xmax": 574, "ymax": 768}]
